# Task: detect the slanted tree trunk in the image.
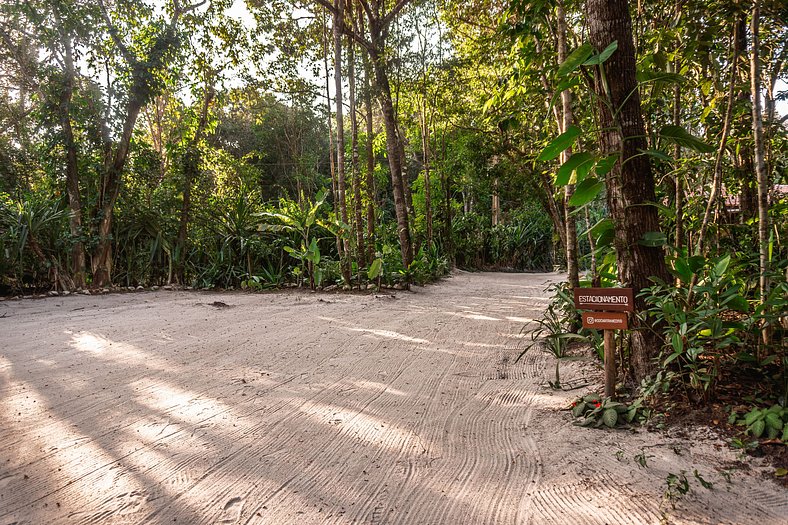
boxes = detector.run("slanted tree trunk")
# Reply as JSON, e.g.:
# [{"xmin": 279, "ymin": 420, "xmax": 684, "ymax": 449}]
[
  {"xmin": 420, "ymin": 107, "xmax": 433, "ymax": 246},
  {"xmin": 368, "ymin": 18, "xmax": 412, "ymax": 267},
  {"xmin": 91, "ymin": 0, "xmax": 195, "ymax": 287},
  {"xmin": 587, "ymin": 0, "xmax": 670, "ymax": 382},
  {"xmin": 697, "ymin": 22, "xmax": 739, "ymax": 255}
]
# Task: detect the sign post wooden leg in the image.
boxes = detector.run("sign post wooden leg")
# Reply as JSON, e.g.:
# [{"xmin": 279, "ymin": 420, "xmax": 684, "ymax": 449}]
[{"xmin": 604, "ymin": 329, "xmax": 615, "ymax": 399}]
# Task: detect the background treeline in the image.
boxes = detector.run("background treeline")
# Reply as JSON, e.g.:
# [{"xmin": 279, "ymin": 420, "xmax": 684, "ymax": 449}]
[{"xmin": 0, "ymin": 0, "xmax": 559, "ymax": 296}]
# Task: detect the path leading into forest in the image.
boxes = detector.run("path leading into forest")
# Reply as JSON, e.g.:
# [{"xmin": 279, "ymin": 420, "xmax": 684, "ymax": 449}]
[{"xmin": 1, "ymin": 272, "xmax": 785, "ymax": 525}]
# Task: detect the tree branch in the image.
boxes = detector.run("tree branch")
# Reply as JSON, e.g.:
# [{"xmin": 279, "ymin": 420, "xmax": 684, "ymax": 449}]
[
  {"xmin": 97, "ymin": 0, "xmax": 135, "ymax": 64},
  {"xmin": 383, "ymin": 0, "xmax": 411, "ymax": 26}
]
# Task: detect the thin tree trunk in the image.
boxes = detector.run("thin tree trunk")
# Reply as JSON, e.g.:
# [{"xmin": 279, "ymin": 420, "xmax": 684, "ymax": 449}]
[
  {"xmin": 587, "ymin": 0, "xmax": 670, "ymax": 382},
  {"xmin": 557, "ymin": 0, "xmax": 579, "ymax": 289},
  {"xmin": 750, "ymin": 0, "xmax": 770, "ymax": 346},
  {"xmin": 347, "ymin": 5, "xmax": 365, "ymax": 269},
  {"xmin": 737, "ymin": 14, "xmax": 758, "ymax": 222},
  {"xmin": 175, "ymin": 78, "xmax": 214, "ymax": 284},
  {"xmin": 333, "ymin": 0, "xmax": 352, "ymax": 284},
  {"xmin": 697, "ymin": 24, "xmax": 739, "ymax": 255},
  {"xmin": 421, "ymin": 107, "xmax": 433, "ymax": 245},
  {"xmin": 363, "ymin": 40, "xmax": 376, "ymax": 265},
  {"xmin": 322, "ymin": 13, "xmax": 341, "ymax": 272},
  {"xmin": 58, "ymin": 31, "xmax": 85, "ymax": 289}
]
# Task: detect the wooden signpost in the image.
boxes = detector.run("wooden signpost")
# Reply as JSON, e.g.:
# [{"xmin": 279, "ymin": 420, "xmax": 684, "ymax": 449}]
[{"xmin": 573, "ymin": 288, "xmax": 634, "ymax": 399}]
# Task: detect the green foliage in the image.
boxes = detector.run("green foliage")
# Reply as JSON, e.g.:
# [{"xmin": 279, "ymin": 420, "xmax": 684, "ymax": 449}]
[
  {"xmin": 730, "ymin": 405, "xmax": 788, "ymax": 442},
  {"xmin": 0, "ymin": 194, "xmax": 70, "ymax": 290},
  {"xmin": 642, "ymin": 254, "xmax": 752, "ymax": 401},
  {"xmin": 453, "ymin": 205, "xmax": 553, "ymax": 272}
]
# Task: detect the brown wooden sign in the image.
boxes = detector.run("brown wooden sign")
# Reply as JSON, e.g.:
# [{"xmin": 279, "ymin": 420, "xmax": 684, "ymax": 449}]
[
  {"xmin": 582, "ymin": 312, "xmax": 629, "ymax": 330},
  {"xmin": 573, "ymin": 288, "xmax": 634, "ymax": 312}
]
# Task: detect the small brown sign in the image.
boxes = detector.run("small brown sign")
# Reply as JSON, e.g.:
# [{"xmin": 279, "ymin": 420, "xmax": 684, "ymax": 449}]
[
  {"xmin": 574, "ymin": 287, "xmax": 634, "ymax": 312},
  {"xmin": 582, "ymin": 312, "xmax": 629, "ymax": 330}
]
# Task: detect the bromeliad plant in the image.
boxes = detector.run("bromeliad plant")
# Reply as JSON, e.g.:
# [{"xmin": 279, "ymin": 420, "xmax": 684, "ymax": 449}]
[
  {"xmin": 517, "ymin": 283, "xmax": 587, "ymax": 389},
  {"xmin": 570, "ymin": 392, "xmax": 645, "ymax": 428}
]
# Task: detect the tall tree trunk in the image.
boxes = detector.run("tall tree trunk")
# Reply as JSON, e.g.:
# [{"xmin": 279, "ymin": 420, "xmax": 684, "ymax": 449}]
[
  {"xmin": 333, "ymin": 0, "xmax": 352, "ymax": 284},
  {"xmin": 368, "ymin": 22, "xmax": 412, "ymax": 268},
  {"xmin": 322, "ymin": 13, "xmax": 342, "ymax": 272},
  {"xmin": 673, "ymin": 60, "xmax": 683, "ymax": 251},
  {"xmin": 697, "ymin": 23, "xmax": 739, "ymax": 255},
  {"xmin": 347, "ymin": 5, "xmax": 365, "ymax": 269},
  {"xmin": 58, "ymin": 32, "xmax": 85, "ymax": 289},
  {"xmin": 737, "ymin": 14, "xmax": 758, "ymax": 222},
  {"xmin": 91, "ymin": 95, "xmax": 146, "ymax": 287},
  {"xmin": 557, "ymin": 1, "xmax": 579, "ymax": 289},
  {"xmin": 363, "ymin": 40, "xmax": 376, "ymax": 265},
  {"xmin": 750, "ymin": 0, "xmax": 770, "ymax": 346},
  {"xmin": 91, "ymin": 4, "xmax": 189, "ymax": 287},
  {"xmin": 420, "ymin": 107, "xmax": 433, "ymax": 246},
  {"xmin": 587, "ymin": 0, "xmax": 670, "ymax": 382},
  {"xmin": 175, "ymin": 79, "xmax": 214, "ymax": 285}
]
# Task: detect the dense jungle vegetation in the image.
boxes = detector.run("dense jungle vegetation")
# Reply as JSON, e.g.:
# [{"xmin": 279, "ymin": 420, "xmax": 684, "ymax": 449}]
[{"xmin": 1, "ymin": 0, "xmax": 787, "ymax": 424}]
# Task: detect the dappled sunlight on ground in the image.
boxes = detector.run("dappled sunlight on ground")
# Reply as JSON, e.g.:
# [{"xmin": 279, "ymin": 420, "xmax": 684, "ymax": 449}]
[{"xmin": 1, "ymin": 272, "xmax": 784, "ymax": 524}]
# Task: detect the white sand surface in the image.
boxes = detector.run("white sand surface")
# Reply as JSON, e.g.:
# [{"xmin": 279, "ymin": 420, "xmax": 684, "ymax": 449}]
[{"xmin": 0, "ymin": 272, "xmax": 785, "ymax": 524}]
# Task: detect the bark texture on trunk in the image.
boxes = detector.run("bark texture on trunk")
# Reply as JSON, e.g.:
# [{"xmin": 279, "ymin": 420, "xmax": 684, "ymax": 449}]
[
  {"xmin": 58, "ymin": 33, "xmax": 85, "ymax": 288},
  {"xmin": 333, "ymin": 0, "xmax": 352, "ymax": 284},
  {"xmin": 750, "ymin": 0, "xmax": 770, "ymax": 345},
  {"xmin": 363, "ymin": 50, "xmax": 376, "ymax": 265},
  {"xmin": 587, "ymin": 0, "xmax": 670, "ymax": 382},
  {"xmin": 347, "ymin": 8, "xmax": 365, "ymax": 267},
  {"xmin": 368, "ymin": 21, "xmax": 412, "ymax": 267},
  {"xmin": 557, "ymin": 1, "xmax": 579, "ymax": 289},
  {"xmin": 175, "ymin": 80, "xmax": 214, "ymax": 284}
]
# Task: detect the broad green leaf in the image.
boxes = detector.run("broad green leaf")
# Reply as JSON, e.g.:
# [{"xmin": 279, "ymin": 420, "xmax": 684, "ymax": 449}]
[
  {"xmin": 659, "ymin": 125, "xmax": 715, "ymax": 153},
  {"xmin": 641, "ymin": 149, "xmax": 673, "ymax": 162},
  {"xmin": 557, "ymin": 43, "xmax": 593, "ymax": 78},
  {"xmin": 538, "ymin": 125, "xmax": 582, "ymax": 161},
  {"xmin": 725, "ymin": 294, "xmax": 749, "ymax": 313},
  {"xmin": 636, "ymin": 71, "xmax": 687, "ymax": 85},
  {"xmin": 639, "ymin": 231, "xmax": 667, "ymax": 247},
  {"xmin": 556, "ymin": 152, "xmax": 595, "ymax": 186},
  {"xmin": 568, "ymin": 177, "xmax": 604, "ymax": 206},
  {"xmin": 671, "ymin": 332, "xmax": 684, "ymax": 353},
  {"xmin": 672, "ymin": 258, "xmax": 693, "ymax": 282},
  {"xmin": 595, "ymin": 154, "xmax": 619, "ymax": 176},
  {"xmin": 368, "ymin": 258, "xmax": 383, "ymax": 280},
  {"xmin": 713, "ymin": 254, "xmax": 731, "ymax": 277},
  {"xmin": 587, "ymin": 218, "xmax": 614, "ymax": 240},
  {"xmin": 584, "ymin": 41, "xmax": 618, "ymax": 66},
  {"xmin": 687, "ymin": 255, "xmax": 706, "ymax": 272}
]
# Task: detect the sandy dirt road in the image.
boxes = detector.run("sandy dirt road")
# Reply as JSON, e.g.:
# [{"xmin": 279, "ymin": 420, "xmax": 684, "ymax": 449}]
[{"xmin": 0, "ymin": 271, "xmax": 785, "ymax": 525}]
